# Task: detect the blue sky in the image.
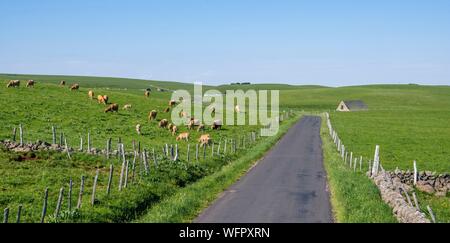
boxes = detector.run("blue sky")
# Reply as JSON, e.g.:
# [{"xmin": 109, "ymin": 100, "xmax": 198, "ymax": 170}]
[{"xmin": 1, "ymin": 0, "xmax": 449, "ymax": 86}]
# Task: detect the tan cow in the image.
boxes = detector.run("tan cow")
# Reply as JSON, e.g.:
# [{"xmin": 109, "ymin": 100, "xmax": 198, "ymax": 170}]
[
  {"xmin": 88, "ymin": 90, "xmax": 95, "ymax": 99},
  {"xmin": 148, "ymin": 110, "xmax": 158, "ymax": 121},
  {"xmin": 198, "ymin": 134, "xmax": 212, "ymax": 147},
  {"xmin": 176, "ymin": 132, "xmax": 190, "ymax": 142},
  {"xmin": 188, "ymin": 118, "xmax": 201, "ymax": 130},
  {"xmin": 97, "ymin": 95, "xmax": 108, "ymax": 105},
  {"xmin": 7, "ymin": 80, "xmax": 20, "ymax": 88},
  {"xmin": 171, "ymin": 125, "xmax": 178, "ymax": 136},
  {"xmin": 145, "ymin": 91, "xmax": 150, "ymax": 98},
  {"xmin": 70, "ymin": 84, "xmax": 80, "ymax": 91},
  {"xmin": 159, "ymin": 119, "xmax": 169, "ymax": 128},
  {"xmin": 136, "ymin": 124, "xmax": 142, "ymax": 135},
  {"xmin": 123, "ymin": 104, "xmax": 132, "ymax": 110},
  {"xmin": 105, "ymin": 104, "xmax": 119, "ymax": 113},
  {"xmin": 60, "ymin": 80, "xmax": 66, "ymax": 86},
  {"xmin": 26, "ymin": 80, "xmax": 35, "ymax": 88}
]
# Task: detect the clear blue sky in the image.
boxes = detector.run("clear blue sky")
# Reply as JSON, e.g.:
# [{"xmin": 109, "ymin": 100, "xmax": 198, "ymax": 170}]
[{"xmin": 1, "ymin": 0, "xmax": 449, "ymax": 86}]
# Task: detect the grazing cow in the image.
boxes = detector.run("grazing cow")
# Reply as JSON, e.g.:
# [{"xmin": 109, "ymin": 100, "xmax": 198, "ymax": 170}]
[
  {"xmin": 88, "ymin": 90, "xmax": 95, "ymax": 99},
  {"xmin": 163, "ymin": 107, "xmax": 170, "ymax": 113},
  {"xmin": 198, "ymin": 134, "xmax": 212, "ymax": 147},
  {"xmin": 123, "ymin": 104, "xmax": 132, "ymax": 110},
  {"xmin": 197, "ymin": 124, "xmax": 205, "ymax": 132},
  {"xmin": 211, "ymin": 120, "xmax": 223, "ymax": 130},
  {"xmin": 136, "ymin": 124, "xmax": 141, "ymax": 135},
  {"xmin": 26, "ymin": 80, "xmax": 35, "ymax": 88},
  {"xmin": 105, "ymin": 104, "xmax": 119, "ymax": 113},
  {"xmin": 148, "ymin": 110, "xmax": 158, "ymax": 121},
  {"xmin": 176, "ymin": 132, "xmax": 190, "ymax": 142},
  {"xmin": 169, "ymin": 100, "xmax": 177, "ymax": 107},
  {"xmin": 70, "ymin": 84, "xmax": 80, "ymax": 91},
  {"xmin": 235, "ymin": 105, "xmax": 241, "ymax": 113},
  {"xmin": 188, "ymin": 118, "xmax": 201, "ymax": 130},
  {"xmin": 145, "ymin": 91, "xmax": 150, "ymax": 98},
  {"xmin": 7, "ymin": 80, "xmax": 20, "ymax": 88},
  {"xmin": 60, "ymin": 80, "xmax": 66, "ymax": 86},
  {"xmin": 168, "ymin": 123, "xmax": 174, "ymax": 131},
  {"xmin": 159, "ymin": 119, "xmax": 169, "ymax": 128},
  {"xmin": 97, "ymin": 95, "xmax": 108, "ymax": 105},
  {"xmin": 172, "ymin": 125, "xmax": 178, "ymax": 136}
]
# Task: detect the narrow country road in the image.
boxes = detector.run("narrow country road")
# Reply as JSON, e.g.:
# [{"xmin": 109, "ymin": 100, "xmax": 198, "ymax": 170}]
[{"xmin": 195, "ymin": 116, "xmax": 333, "ymax": 223}]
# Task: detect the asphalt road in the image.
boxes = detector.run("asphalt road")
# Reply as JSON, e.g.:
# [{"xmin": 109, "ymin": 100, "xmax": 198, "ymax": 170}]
[{"xmin": 195, "ymin": 116, "xmax": 333, "ymax": 223}]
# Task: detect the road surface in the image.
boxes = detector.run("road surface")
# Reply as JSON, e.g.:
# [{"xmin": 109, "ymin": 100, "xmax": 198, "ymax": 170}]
[{"xmin": 195, "ymin": 116, "xmax": 333, "ymax": 223}]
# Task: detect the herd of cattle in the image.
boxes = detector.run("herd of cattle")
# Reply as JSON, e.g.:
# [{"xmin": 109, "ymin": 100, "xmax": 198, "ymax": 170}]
[{"xmin": 5, "ymin": 79, "xmax": 235, "ymax": 146}]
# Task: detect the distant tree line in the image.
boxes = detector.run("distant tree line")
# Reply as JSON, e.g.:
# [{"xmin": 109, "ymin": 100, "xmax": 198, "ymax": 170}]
[{"xmin": 230, "ymin": 82, "xmax": 251, "ymax": 85}]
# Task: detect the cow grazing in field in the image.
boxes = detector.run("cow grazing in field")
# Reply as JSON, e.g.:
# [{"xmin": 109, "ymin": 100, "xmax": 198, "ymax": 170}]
[
  {"xmin": 97, "ymin": 95, "xmax": 108, "ymax": 105},
  {"xmin": 171, "ymin": 126, "xmax": 178, "ymax": 136},
  {"xmin": 105, "ymin": 104, "xmax": 119, "ymax": 113},
  {"xmin": 26, "ymin": 80, "xmax": 35, "ymax": 88},
  {"xmin": 176, "ymin": 132, "xmax": 190, "ymax": 142},
  {"xmin": 136, "ymin": 124, "xmax": 142, "ymax": 135},
  {"xmin": 211, "ymin": 120, "xmax": 223, "ymax": 130},
  {"xmin": 159, "ymin": 119, "xmax": 169, "ymax": 128},
  {"xmin": 7, "ymin": 80, "xmax": 20, "ymax": 88},
  {"xmin": 198, "ymin": 134, "xmax": 212, "ymax": 147},
  {"xmin": 197, "ymin": 124, "xmax": 205, "ymax": 132},
  {"xmin": 123, "ymin": 104, "xmax": 132, "ymax": 110},
  {"xmin": 70, "ymin": 84, "xmax": 80, "ymax": 91},
  {"xmin": 164, "ymin": 107, "xmax": 171, "ymax": 113},
  {"xmin": 169, "ymin": 100, "xmax": 177, "ymax": 107},
  {"xmin": 88, "ymin": 90, "xmax": 95, "ymax": 99},
  {"xmin": 188, "ymin": 118, "xmax": 201, "ymax": 130},
  {"xmin": 60, "ymin": 80, "xmax": 66, "ymax": 86},
  {"xmin": 148, "ymin": 110, "xmax": 158, "ymax": 121},
  {"xmin": 145, "ymin": 91, "xmax": 150, "ymax": 98},
  {"xmin": 168, "ymin": 123, "xmax": 174, "ymax": 131}
]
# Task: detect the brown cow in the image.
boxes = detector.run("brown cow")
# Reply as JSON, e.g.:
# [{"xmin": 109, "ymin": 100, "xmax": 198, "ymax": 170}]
[
  {"xmin": 168, "ymin": 123, "xmax": 174, "ymax": 131},
  {"xmin": 105, "ymin": 104, "xmax": 119, "ymax": 113},
  {"xmin": 169, "ymin": 100, "xmax": 177, "ymax": 107},
  {"xmin": 176, "ymin": 132, "xmax": 190, "ymax": 142},
  {"xmin": 198, "ymin": 134, "xmax": 212, "ymax": 147},
  {"xmin": 70, "ymin": 84, "xmax": 80, "ymax": 91},
  {"xmin": 145, "ymin": 91, "xmax": 150, "ymax": 98},
  {"xmin": 148, "ymin": 110, "xmax": 158, "ymax": 121},
  {"xmin": 159, "ymin": 119, "xmax": 169, "ymax": 128},
  {"xmin": 211, "ymin": 120, "xmax": 223, "ymax": 130},
  {"xmin": 26, "ymin": 80, "xmax": 35, "ymax": 88},
  {"xmin": 88, "ymin": 90, "xmax": 95, "ymax": 99},
  {"xmin": 7, "ymin": 80, "xmax": 20, "ymax": 88},
  {"xmin": 60, "ymin": 80, "xmax": 66, "ymax": 86}
]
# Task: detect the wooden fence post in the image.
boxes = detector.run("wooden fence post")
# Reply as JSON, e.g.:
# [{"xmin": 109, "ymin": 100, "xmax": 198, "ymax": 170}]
[
  {"xmin": 152, "ymin": 148, "xmax": 158, "ymax": 167},
  {"xmin": 107, "ymin": 164, "xmax": 113, "ymax": 195},
  {"xmin": 87, "ymin": 132, "xmax": 91, "ymax": 153},
  {"xmin": 372, "ymin": 145, "xmax": 380, "ymax": 176},
  {"xmin": 427, "ymin": 205, "xmax": 436, "ymax": 223},
  {"xmin": 349, "ymin": 152, "xmax": 353, "ymax": 168},
  {"xmin": 174, "ymin": 144, "xmax": 179, "ymax": 161},
  {"xmin": 16, "ymin": 205, "xmax": 22, "ymax": 223},
  {"xmin": 55, "ymin": 187, "xmax": 64, "ymax": 218},
  {"xmin": 359, "ymin": 156, "xmax": 363, "ymax": 172},
  {"xmin": 91, "ymin": 170, "xmax": 99, "ymax": 206},
  {"xmin": 79, "ymin": 136, "xmax": 83, "ymax": 152},
  {"xmin": 68, "ymin": 178, "xmax": 73, "ymax": 211},
  {"xmin": 124, "ymin": 160, "xmax": 129, "ymax": 188},
  {"xmin": 142, "ymin": 150, "xmax": 149, "ymax": 175},
  {"xmin": 119, "ymin": 157, "xmax": 126, "ymax": 191},
  {"xmin": 41, "ymin": 188, "xmax": 49, "ymax": 223},
  {"xmin": 64, "ymin": 138, "xmax": 72, "ymax": 160},
  {"xmin": 413, "ymin": 161, "xmax": 418, "ymax": 186},
  {"xmin": 131, "ymin": 152, "xmax": 137, "ymax": 182},
  {"xmin": 77, "ymin": 176, "xmax": 85, "ymax": 209},
  {"xmin": 217, "ymin": 141, "xmax": 221, "ymax": 156},
  {"xmin": 19, "ymin": 124, "xmax": 23, "ymax": 146},
  {"xmin": 3, "ymin": 208, "xmax": 9, "ymax": 223},
  {"xmin": 12, "ymin": 127, "xmax": 17, "ymax": 142}
]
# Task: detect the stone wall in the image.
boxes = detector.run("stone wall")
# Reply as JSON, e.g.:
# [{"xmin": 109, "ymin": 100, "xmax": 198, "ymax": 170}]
[{"xmin": 387, "ymin": 170, "xmax": 449, "ymax": 197}]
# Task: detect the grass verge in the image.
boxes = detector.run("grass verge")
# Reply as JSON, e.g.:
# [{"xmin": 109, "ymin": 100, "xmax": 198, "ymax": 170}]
[
  {"xmin": 136, "ymin": 114, "xmax": 302, "ymax": 223},
  {"xmin": 320, "ymin": 114, "xmax": 398, "ymax": 223}
]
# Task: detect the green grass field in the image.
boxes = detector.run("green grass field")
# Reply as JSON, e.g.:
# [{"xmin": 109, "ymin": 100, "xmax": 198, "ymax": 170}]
[{"xmin": 0, "ymin": 74, "xmax": 448, "ymax": 223}]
